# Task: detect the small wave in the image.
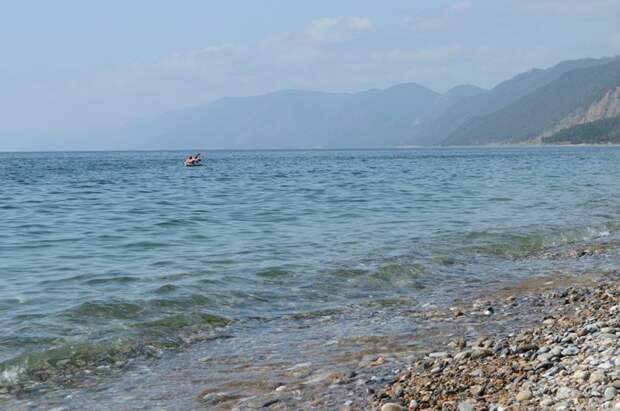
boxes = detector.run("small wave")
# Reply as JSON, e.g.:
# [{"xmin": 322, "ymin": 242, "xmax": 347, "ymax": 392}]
[
  {"xmin": 459, "ymin": 222, "xmax": 620, "ymax": 260},
  {"xmin": 375, "ymin": 263, "xmax": 426, "ymax": 280},
  {"xmin": 314, "ymin": 261, "xmax": 430, "ymax": 295},
  {"xmin": 64, "ymin": 300, "xmax": 144, "ymax": 320},
  {"xmin": 155, "ymin": 218, "xmax": 190, "ymax": 228},
  {"xmin": 83, "ymin": 276, "xmax": 140, "ymax": 285},
  {"xmin": 329, "ymin": 268, "xmax": 370, "ymax": 278},
  {"xmin": 0, "ymin": 296, "xmax": 27, "ymax": 306},
  {"xmin": 12, "ymin": 223, "xmax": 50, "ymax": 230},
  {"xmin": 124, "ymin": 240, "xmax": 169, "ymax": 250},
  {"xmin": 461, "ymin": 231, "xmax": 543, "ymax": 258},
  {"xmin": 374, "ymin": 297, "xmax": 416, "ymax": 307},
  {"xmin": 431, "ymin": 255, "xmax": 459, "ymax": 266},
  {"xmin": 96, "ymin": 234, "xmax": 127, "ymax": 241},
  {"xmin": 0, "ymin": 311, "xmax": 232, "ymax": 391},
  {"xmin": 136, "ymin": 313, "xmax": 230, "ymax": 332},
  {"xmin": 255, "ymin": 267, "xmax": 294, "ymax": 278},
  {"xmin": 151, "ymin": 260, "xmax": 175, "ymax": 267},
  {"xmin": 157, "ymin": 272, "xmax": 197, "ymax": 281},
  {"xmin": 146, "ymin": 294, "xmax": 212, "ymax": 309},
  {"xmin": 286, "ymin": 308, "xmax": 342, "ymax": 321},
  {"xmin": 154, "ymin": 284, "xmax": 178, "ymax": 294},
  {"xmin": 0, "ymin": 336, "xmax": 143, "ymax": 389},
  {"xmin": 1, "ymin": 365, "xmax": 20, "ymax": 385}
]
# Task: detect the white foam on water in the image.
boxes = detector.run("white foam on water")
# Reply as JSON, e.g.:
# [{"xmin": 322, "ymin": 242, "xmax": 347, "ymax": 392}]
[{"xmin": 0, "ymin": 365, "xmax": 22, "ymax": 385}]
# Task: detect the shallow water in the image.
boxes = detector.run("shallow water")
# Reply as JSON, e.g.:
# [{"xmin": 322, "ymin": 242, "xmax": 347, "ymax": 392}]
[{"xmin": 1, "ymin": 147, "xmax": 620, "ymax": 408}]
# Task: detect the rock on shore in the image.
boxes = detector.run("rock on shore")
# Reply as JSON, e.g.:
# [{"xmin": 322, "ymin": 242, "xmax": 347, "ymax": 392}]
[{"xmin": 375, "ymin": 283, "xmax": 620, "ymax": 410}]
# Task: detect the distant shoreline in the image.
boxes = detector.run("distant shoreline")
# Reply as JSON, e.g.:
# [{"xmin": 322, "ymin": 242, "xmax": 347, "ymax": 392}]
[{"xmin": 3, "ymin": 144, "xmax": 620, "ymax": 154}]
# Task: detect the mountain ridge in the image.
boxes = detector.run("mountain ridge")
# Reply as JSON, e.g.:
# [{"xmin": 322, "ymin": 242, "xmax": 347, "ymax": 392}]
[
  {"xmin": 443, "ymin": 57, "xmax": 620, "ymax": 145},
  {"xmin": 128, "ymin": 83, "xmax": 455, "ymax": 149},
  {"xmin": 410, "ymin": 56, "xmax": 618, "ymax": 145},
  {"xmin": 119, "ymin": 55, "xmax": 620, "ymax": 149}
]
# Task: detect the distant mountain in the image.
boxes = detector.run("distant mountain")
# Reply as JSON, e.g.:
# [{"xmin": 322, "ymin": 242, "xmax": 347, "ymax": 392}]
[
  {"xmin": 120, "ymin": 55, "xmax": 620, "ymax": 149},
  {"xmin": 410, "ymin": 57, "xmax": 617, "ymax": 145},
  {"xmin": 424, "ymin": 84, "xmax": 485, "ymax": 122},
  {"xmin": 126, "ymin": 83, "xmax": 461, "ymax": 149},
  {"xmin": 542, "ymin": 114, "xmax": 620, "ymax": 144},
  {"xmin": 443, "ymin": 58, "xmax": 620, "ymax": 145},
  {"xmin": 122, "ymin": 82, "xmax": 489, "ymax": 149}
]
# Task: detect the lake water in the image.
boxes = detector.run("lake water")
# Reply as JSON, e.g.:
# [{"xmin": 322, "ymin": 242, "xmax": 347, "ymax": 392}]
[{"xmin": 1, "ymin": 147, "xmax": 620, "ymax": 409}]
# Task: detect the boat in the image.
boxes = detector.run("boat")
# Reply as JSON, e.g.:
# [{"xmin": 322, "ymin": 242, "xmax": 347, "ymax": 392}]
[{"xmin": 184, "ymin": 153, "xmax": 203, "ymax": 167}]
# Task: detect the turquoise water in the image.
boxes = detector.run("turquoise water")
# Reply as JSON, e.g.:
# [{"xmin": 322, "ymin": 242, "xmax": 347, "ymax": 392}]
[{"xmin": 1, "ymin": 147, "xmax": 620, "ymax": 400}]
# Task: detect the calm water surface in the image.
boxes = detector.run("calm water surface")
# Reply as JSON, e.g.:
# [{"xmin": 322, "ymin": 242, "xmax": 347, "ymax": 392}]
[{"xmin": 1, "ymin": 147, "xmax": 620, "ymax": 408}]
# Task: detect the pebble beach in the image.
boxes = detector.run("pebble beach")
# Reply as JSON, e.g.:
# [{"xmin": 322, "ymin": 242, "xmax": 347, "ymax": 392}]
[{"xmin": 373, "ymin": 280, "xmax": 620, "ymax": 411}]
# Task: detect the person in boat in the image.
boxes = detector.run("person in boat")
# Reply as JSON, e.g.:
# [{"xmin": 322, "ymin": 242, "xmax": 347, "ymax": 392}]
[{"xmin": 185, "ymin": 153, "xmax": 202, "ymax": 166}]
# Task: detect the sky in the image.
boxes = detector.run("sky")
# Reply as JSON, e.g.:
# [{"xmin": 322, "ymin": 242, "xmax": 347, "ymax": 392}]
[{"xmin": 1, "ymin": 0, "xmax": 620, "ymax": 150}]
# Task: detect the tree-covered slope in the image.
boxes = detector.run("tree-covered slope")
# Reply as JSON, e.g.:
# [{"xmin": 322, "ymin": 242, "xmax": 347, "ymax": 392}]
[{"xmin": 542, "ymin": 115, "xmax": 620, "ymax": 144}]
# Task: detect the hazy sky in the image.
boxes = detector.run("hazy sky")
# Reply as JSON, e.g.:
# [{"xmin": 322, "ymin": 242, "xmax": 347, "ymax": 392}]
[{"xmin": 1, "ymin": 0, "xmax": 620, "ymax": 150}]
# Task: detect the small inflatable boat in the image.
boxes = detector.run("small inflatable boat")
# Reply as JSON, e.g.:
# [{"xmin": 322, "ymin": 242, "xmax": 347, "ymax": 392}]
[{"xmin": 184, "ymin": 153, "xmax": 203, "ymax": 167}]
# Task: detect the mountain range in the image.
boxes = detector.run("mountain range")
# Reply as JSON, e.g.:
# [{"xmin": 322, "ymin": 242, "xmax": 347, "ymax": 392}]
[{"xmin": 121, "ymin": 55, "xmax": 620, "ymax": 148}]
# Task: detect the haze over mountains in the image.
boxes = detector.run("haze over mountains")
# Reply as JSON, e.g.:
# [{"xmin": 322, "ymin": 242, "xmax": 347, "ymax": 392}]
[{"xmin": 124, "ymin": 55, "xmax": 620, "ymax": 148}]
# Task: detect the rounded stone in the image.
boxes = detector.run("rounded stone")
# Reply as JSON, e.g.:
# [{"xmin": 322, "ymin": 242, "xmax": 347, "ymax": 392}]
[
  {"xmin": 458, "ymin": 400, "xmax": 474, "ymax": 411},
  {"xmin": 561, "ymin": 345, "xmax": 579, "ymax": 356},
  {"xmin": 540, "ymin": 397, "xmax": 554, "ymax": 407},
  {"xmin": 572, "ymin": 370, "xmax": 589, "ymax": 381},
  {"xmin": 381, "ymin": 403, "xmax": 406, "ymax": 411},
  {"xmin": 556, "ymin": 386, "xmax": 574, "ymax": 400},
  {"xmin": 549, "ymin": 347, "xmax": 562, "ymax": 357},
  {"xmin": 589, "ymin": 371, "xmax": 606, "ymax": 384},
  {"xmin": 537, "ymin": 353, "xmax": 553, "ymax": 363},
  {"xmin": 605, "ymin": 387, "xmax": 617, "ymax": 401},
  {"xmin": 516, "ymin": 389, "xmax": 532, "ymax": 402},
  {"xmin": 470, "ymin": 384, "xmax": 485, "ymax": 397}
]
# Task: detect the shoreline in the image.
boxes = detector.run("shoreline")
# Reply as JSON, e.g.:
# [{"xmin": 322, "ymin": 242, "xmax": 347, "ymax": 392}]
[
  {"xmin": 188, "ymin": 268, "xmax": 619, "ymax": 410},
  {"xmin": 3, "ymin": 271, "xmax": 619, "ymax": 410},
  {"xmin": 372, "ymin": 277, "xmax": 620, "ymax": 411},
  {"xmin": 192, "ymin": 270, "xmax": 620, "ymax": 410},
  {"xmin": 3, "ymin": 144, "xmax": 620, "ymax": 155}
]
